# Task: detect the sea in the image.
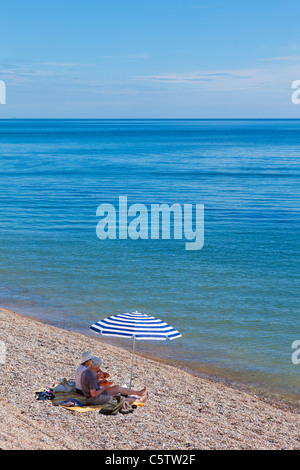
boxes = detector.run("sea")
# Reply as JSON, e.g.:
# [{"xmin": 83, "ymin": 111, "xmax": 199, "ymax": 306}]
[{"xmin": 0, "ymin": 119, "xmax": 299, "ymax": 407}]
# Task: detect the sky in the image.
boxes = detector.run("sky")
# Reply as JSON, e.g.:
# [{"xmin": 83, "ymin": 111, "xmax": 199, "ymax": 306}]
[{"xmin": 1, "ymin": 0, "xmax": 300, "ymax": 118}]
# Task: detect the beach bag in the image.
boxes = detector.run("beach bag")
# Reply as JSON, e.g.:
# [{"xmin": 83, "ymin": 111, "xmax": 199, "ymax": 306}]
[
  {"xmin": 53, "ymin": 378, "xmax": 74, "ymax": 393},
  {"xmin": 99, "ymin": 395, "xmax": 128, "ymax": 415},
  {"xmin": 60, "ymin": 398, "xmax": 84, "ymax": 407}
]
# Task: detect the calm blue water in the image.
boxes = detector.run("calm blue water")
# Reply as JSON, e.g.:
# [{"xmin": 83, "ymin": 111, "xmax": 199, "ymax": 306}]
[{"xmin": 0, "ymin": 119, "xmax": 299, "ymax": 405}]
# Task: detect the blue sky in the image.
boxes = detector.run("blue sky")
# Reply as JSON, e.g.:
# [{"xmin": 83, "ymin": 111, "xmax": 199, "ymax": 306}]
[{"xmin": 1, "ymin": 0, "xmax": 300, "ymax": 118}]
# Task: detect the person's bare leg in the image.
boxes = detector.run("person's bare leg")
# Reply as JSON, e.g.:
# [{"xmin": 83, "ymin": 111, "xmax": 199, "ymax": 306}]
[
  {"xmin": 137, "ymin": 390, "xmax": 149, "ymax": 403},
  {"xmin": 106, "ymin": 385, "xmax": 147, "ymax": 397},
  {"xmin": 125, "ymin": 390, "xmax": 149, "ymax": 404}
]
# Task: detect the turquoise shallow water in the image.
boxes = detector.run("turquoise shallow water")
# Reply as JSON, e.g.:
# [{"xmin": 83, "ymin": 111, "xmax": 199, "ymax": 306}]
[{"xmin": 0, "ymin": 119, "xmax": 299, "ymax": 405}]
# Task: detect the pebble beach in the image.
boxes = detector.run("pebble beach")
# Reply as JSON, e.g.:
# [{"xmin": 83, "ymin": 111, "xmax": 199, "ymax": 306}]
[{"xmin": 0, "ymin": 307, "xmax": 299, "ymax": 451}]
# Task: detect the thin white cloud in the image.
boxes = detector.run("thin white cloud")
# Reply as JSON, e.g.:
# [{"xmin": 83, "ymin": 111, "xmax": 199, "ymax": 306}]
[
  {"xmin": 0, "ymin": 60, "xmax": 94, "ymax": 84},
  {"xmin": 135, "ymin": 64, "xmax": 300, "ymax": 95},
  {"xmin": 41, "ymin": 62, "xmax": 94, "ymax": 67},
  {"xmin": 136, "ymin": 71, "xmax": 250, "ymax": 83},
  {"xmin": 262, "ymin": 55, "xmax": 300, "ymax": 62},
  {"xmin": 98, "ymin": 53, "xmax": 149, "ymax": 60},
  {"xmin": 0, "ymin": 66, "xmax": 55, "ymax": 83},
  {"xmin": 94, "ymin": 88, "xmax": 139, "ymax": 96}
]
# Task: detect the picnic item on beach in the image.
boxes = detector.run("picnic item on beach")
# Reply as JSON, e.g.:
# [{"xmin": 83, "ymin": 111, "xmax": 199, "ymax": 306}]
[
  {"xmin": 52, "ymin": 378, "xmax": 74, "ymax": 393},
  {"xmin": 34, "ymin": 388, "xmax": 55, "ymax": 400},
  {"xmin": 90, "ymin": 310, "xmax": 181, "ymax": 388},
  {"xmin": 34, "ymin": 379, "xmax": 145, "ymax": 413},
  {"xmin": 99, "ymin": 395, "xmax": 133, "ymax": 415},
  {"xmin": 60, "ymin": 398, "xmax": 84, "ymax": 407},
  {"xmin": 99, "ymin": 371, "xmax": 113, "ymax": 386}
]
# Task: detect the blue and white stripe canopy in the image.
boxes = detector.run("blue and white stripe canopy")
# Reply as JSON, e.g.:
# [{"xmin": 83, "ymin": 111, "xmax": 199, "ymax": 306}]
[{"xmin": 90, "ymin": 311, "xmax": 181, "ymax": 341}]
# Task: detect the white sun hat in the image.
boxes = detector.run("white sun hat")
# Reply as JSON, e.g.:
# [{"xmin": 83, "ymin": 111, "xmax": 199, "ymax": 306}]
[
  {"xmin": 90, "ymin": 356, "xmax": 103, "ymax": 367},
  {"xmin": 80, "ymin": 352, "xmax": 93, "ymax": 364}
]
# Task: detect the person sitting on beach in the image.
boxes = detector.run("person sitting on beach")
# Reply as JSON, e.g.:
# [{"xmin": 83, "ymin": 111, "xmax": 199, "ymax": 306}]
[
  {"xmin": 75, "ymin": 352, "xmax": 109, "ymax": 394},
  {"xmin": 75, "ymin": 352, "xmax": 93, "ymax": 395},
  {"xmin": 80, "ymin": 356, "xmax": 149, "ymax": 406}
]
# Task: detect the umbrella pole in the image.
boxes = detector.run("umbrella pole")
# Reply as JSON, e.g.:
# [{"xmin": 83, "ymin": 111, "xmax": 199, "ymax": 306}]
[{"xmin": 129, "ymin": 335, "xmax": 136, "ymax": 389}]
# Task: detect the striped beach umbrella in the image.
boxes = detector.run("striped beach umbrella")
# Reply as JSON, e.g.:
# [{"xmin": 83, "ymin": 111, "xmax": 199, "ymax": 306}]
[{"xmin": 90, "ymin": 311, "xmax": 181, "ymax": 388}]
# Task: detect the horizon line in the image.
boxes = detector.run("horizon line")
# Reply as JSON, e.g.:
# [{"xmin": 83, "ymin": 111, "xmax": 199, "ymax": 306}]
[{"xmin": 1, "ymin": 117, "xmax": 300, "ymax": 121}]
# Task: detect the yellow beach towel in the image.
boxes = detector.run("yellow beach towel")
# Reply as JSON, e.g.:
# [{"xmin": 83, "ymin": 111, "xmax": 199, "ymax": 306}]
[
  {"xmin": 52, "ymin": 390, "xmax": 101, "ymax": 412},
  {"xmin": 34, "ymin": 387, "xmax": 144, "ymax": 413}
]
